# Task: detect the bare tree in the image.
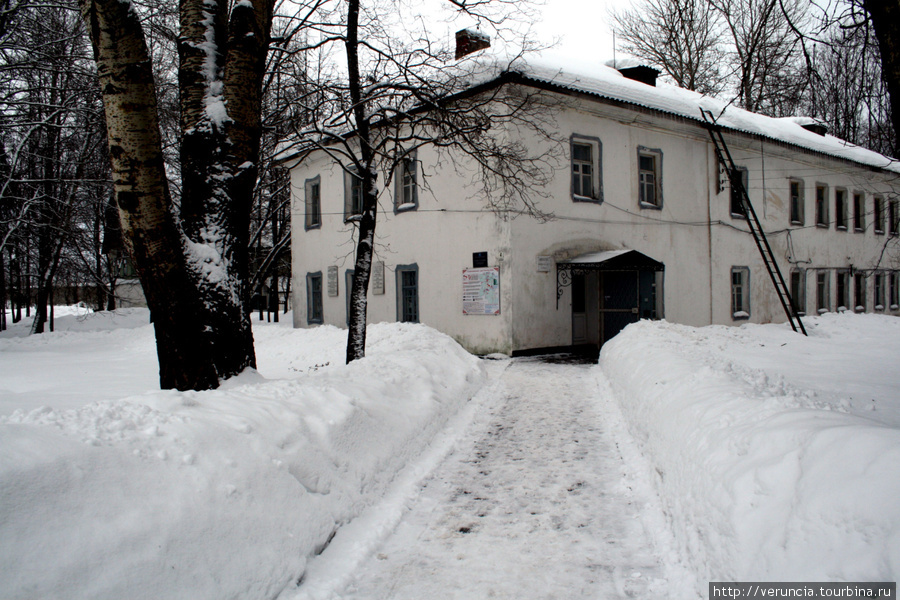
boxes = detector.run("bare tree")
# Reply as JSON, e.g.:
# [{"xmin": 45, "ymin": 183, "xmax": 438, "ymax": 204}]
[
  {"xmin": 282, "ymin": 0, "xmax": 560, "ymax": 363},
  {"xmin": 611, "ymin": 0, "xmax": 728, "ymax": 96},
  {"xmin": 0, "ymin": 0, "xmax": 109, "ymax": 332},
  {"xmin": 709, "ymin": 0, "xmax": 809, "ymax": 115}
]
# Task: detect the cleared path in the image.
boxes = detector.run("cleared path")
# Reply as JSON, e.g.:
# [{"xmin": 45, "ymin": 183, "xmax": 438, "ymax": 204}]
[{"xmin": 304, "ymin": 358, "xmax": 690, "ymax": 599}]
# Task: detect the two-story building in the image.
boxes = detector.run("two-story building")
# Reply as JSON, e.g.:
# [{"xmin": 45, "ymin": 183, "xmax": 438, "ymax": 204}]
[{"xmin": 281, "ymin": 48, "xmax": 900, "ymax": 356}]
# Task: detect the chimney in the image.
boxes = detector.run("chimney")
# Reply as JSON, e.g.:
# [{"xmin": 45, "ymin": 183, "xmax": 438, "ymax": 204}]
[
  {"xmin": 801, "ymin": 122, "xmax": 828, "ymax": 136},
  {"xmin": 455, "ymin": 29, "xmax": 490, "ymax": 59},
  {"xmin": 616, "ymin": 65, "xmax": 661, "ymax": 87}
]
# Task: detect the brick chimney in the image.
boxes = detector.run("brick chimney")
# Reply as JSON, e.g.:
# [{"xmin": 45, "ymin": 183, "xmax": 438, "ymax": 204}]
[{"xmin": 455, "ymin": 29, "xmax": 490, "ymax": 59}]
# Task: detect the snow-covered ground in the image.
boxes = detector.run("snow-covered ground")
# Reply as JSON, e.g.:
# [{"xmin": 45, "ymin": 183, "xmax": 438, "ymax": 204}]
[{"xmin": 1, "ymin": 308, "xmax": 898, "ymax": 598}]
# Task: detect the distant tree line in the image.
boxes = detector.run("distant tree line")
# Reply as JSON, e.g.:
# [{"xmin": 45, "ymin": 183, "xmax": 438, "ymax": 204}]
[{"xmin": 611, "ymin": 0, "xmax": 900, "ymax": 157}]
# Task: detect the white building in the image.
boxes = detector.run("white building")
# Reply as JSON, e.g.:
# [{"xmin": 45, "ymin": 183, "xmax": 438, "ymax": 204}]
[{"xmin": 283, "ymin": 52, "xmax": 900, "ymax": 356}]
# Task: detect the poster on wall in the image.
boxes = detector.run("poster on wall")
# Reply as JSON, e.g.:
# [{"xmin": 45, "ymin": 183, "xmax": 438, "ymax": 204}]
[{"xmin": 462, "ymin": 266, "xmax": 500, "ymax": 315}]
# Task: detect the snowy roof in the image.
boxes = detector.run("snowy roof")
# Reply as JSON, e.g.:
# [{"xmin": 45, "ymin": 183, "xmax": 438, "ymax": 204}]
[
  {"xmin": 486, "ymin": 53, "xmax": 900, "ymax": 175},
  {"xmin": 277, "ymin": 51, "xmax": 899, "ymax": 175}
]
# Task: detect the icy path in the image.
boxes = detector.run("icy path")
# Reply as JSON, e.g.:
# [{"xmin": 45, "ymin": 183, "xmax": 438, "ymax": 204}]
[{"xmin": 290, "ymin": 357, "xmax": 695, "ymax": 600}]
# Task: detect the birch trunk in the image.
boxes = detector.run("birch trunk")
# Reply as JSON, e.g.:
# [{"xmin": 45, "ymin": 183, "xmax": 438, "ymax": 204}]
[
  {"xmin": 345, "ymin": 0, "xmax": 378, "ymax": 363},
  {"xmin": 79, "ymin": 0, "xmax": 219, "ymax": 390}
]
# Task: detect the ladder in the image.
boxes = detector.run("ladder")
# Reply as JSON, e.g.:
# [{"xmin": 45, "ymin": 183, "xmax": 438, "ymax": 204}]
[{"xmin": 700, "ymin": 108, "xmax": 807, "ymax": 336}]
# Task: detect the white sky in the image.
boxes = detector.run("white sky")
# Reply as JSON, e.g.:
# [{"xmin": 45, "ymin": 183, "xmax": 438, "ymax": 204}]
[{"xmin": 532, "ymin": 0, "xmax": 622, "ymax": 64}]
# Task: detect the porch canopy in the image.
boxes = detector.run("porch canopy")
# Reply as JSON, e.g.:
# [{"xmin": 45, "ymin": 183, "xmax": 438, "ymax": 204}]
[{"xmin": 556, "ymin": 249, "xmax": 665, "ymax": 307}]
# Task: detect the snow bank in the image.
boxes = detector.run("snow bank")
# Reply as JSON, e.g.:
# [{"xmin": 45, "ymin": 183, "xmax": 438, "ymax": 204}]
[
  {"xmin": 599, "ymin": 314, "xmax": 900, "ymax": 589},
  {"xmin": 0, "ymin": 312, "xmax": 485, "ymax": 600}
]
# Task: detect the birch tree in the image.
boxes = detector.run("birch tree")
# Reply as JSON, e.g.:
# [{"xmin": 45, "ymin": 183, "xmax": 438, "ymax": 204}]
[{"xmin": 77, "ymin": 0, "xmax": 279, "ymax": 389}]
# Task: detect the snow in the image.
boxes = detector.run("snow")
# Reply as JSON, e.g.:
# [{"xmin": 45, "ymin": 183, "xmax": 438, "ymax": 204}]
[
  {"xmin": 2, "ymin": 308, "xmax": 898, "ymax": 598},
  {"xmin": 600, "ymin": 313, "xmax": 900, "ymax": 593}
]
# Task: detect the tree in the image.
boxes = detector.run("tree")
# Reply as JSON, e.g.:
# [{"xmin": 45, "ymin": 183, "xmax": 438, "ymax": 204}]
[
  {"xmin": 77, "ymin": 0, "xmax": 279, "ymax": 389},
  {"xmin": 861, "ymin": 0, "xmax": 900, "ymax": 155},
  {"xmin": 282, "ymin": 0, "xmax": 559, "ymax": 363},
  {"xmin": 0, "ymin": 0, "xmax": 109, "ymax": 333},
  {"xmin": 611, "ymin": 0, "xmax": 728, "ymax": 96}
]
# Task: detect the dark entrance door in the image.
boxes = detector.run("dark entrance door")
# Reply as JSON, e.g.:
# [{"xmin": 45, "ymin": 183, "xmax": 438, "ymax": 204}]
[
  {"xmin": 599, "ymin": 271, "xmax": 639, "ymax": 345},
  {"xmin": 599, "ymin": 270, "xmax": 658, "ymax": 345}
]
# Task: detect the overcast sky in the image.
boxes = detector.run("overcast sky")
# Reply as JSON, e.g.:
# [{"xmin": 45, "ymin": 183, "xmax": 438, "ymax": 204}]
[{"xmin": 532, "ymin": 0, "xmax": 621, "ymax": 64}]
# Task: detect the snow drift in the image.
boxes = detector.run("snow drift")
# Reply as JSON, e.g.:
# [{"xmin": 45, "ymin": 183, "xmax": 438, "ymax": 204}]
[
  {"xmin": 0, "ymin": 312, "xmax": 484, "ymax": 600},
  {"xmin": 599, "ymin": 314, "xmax": 900, "ymax": 589}
]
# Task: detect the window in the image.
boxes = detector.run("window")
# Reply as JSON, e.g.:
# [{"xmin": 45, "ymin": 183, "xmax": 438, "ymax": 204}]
[
  {"xmin": 571, "ymin": 135, "xmax": 602, "ymax": 202},
  {"xmin": 789, "ymin": 179, "xmax": 804, "ymax": 225},
  {"xmin": 815, "ymin": 184, "xmax": 829, "ymax": 227},
  {"xmin": 816, "ymin": 270, "xmax": 830, "ymax": 314},
  {"xmin": 890, "ymin": 200, "xmax": 899, "ymax": 236},
  {"xmin": 854, "ymin": 272, "xmax": 866, "ymax": 312},
  {"xmin": 306, "ymin": 271, "xmax": 323, "ymax": 324},
  {"xmin": 396, "ymin": 264, "xmax": 419, "ymax": 323},
  {"xmin": 836, "ymin": 270, "xmax": 850, "ymax": 311},
  {"xmin": 344, "ymin": 167, "xmax": 363, "ymax": 221},
  {"xmin": 875, "ymin": 196, "xmax": 885, "ymax": 234},
  {"xmin": 730, "ymin": 167, "xmax": 749, "ymax": 217},
  {"xmin": 395, "ymin": 151, "xmax": 418, "ymax": 212},
  {"xmin": 638, "ymin": 147, "xmax": 662, "ymax": 208},
  {"xmin": 731, "ymin": 266, "xmax": 750, "ymax": 319},
  {"xmin": 304, "ymin": 176, "xmax": 321, "ymax": 230},
  {"xmin": 835, "ymin": 188, "xmax": 848, "ymax": 230},
  {"xmin": 853, "ymin": 192, "xmax": 865, "ymax": 232},
  {"xmin": 790, "ymin": 270, "xmax": 806, "ymax": 316},
  {"xmin": 891, "ymin": 272, "xmax": 899, "ymax": 309},
  {"xmin": 874, "ymin": 273, "xmax": 885, "ymax": 310}
]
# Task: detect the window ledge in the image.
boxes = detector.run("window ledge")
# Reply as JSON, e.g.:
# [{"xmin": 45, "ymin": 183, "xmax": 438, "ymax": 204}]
[
  {"xmin": 853, "ymin": 228, "xmax": 865, "ymax": 233},
  {"xmin": 790, "ymin": 220, "xmax": 804, "ymax": 226},
  {"xmin": 837, "ymin": 226, "xmax": 848, "ymax": 231},
  {"xmin": 573, "ymin": 194, "xmax": 600, "ymax": 203},
  {"xmin": 816, "ymin": 223, "xmax": 829, "ymax": 228},
  {"xmin": 395, "ymin": 203, "xmax": 417, "ymax": 213},
  {"xmin": 640, "ymin": 202, "xmax": 662, "ymax": 210},
  {"xmin": 732, "ymin": 311, "xmax": 750, "ymax": 320},
  {"xmin": 891, "ymin": 304, "xmax": 899, "ymax": 310},
  {"xmin": 818, "ymin": 308, "xmax": 828, "ymax": 315}
]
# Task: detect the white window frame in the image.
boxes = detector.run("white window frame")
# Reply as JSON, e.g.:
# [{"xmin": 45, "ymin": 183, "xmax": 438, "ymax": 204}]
[
  {"xmin": 638, "ymin": 146, "xmax": 663, "ymax": 209},
  {"xmin": 396, "ymin": 264, "xmax": 419, "ymax": 323},
  {"xmin": 730, "ymin": 166, "xmax": 749, "ymax": 218},
  {"xmin": 815, "ymin": 183, "xmax": 829, "ymax": 227},
  {"xmin": 853, "ymin": 191, "xmax": 865, "ymax": 232},
  {"xmin": 874, "ymin": 272, "xmax": 885, "ymax": 311},
  {"xmin": 344, "ymin": 167, "xmax": 363, "ymax": 222},
  {"xmin": 304, "ymin": 175, "xmax": 321, "ymax": 230},
  {"xmin": 835, "ymin": 187, "xmax": 848, "ymax": 230},
  {"xmin": 854, "ymin": 272, "xmax": 867, "ymax": 312},
  {"xmin": 790, "ymin": 269, "xmax": 806, "ymax": 316},
  {"xmin": 394, "ymin": 150, "xmax": 419, "ymax": 213},
  {"xmin": 731, "ymin": 266, "xmax": 751, "ymax": 320},
  {"xmin": 306, "ymin": 271, "xmax": 324, "ymax": 325},
  {"xmin": 874, "ymin": 196, "xmax": 885, "ymax": 234},
  {"xmin": 570, "ymin": 135, "xmax": 602, "ymax": 203},
  {"xmin": 816, "ymin": 270, "xmax": 830, "ymax": 314},
  {"xmin": 789, "ymin": 178, "xmax": 804, "ymax": 225}
]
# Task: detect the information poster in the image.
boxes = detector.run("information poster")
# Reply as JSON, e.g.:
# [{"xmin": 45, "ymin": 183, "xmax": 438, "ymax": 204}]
[{"xmin": 462, "ymin": 267, "xmax": 500, "ymax": 315}]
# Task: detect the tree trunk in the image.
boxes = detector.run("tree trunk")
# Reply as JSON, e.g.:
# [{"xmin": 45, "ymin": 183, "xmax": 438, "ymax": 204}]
[
  {"xmin": 79, "ymin": 0, "xmax": 219, "ymax": 390},
  {"xmin": 177, "ymin": 0, "xmax": 273, "ymax": 378},
  {"xmin": 864, "ymin": 0, "xmax": 900, "ymax": 156},
  {"xmin": 345, "ymin": 0, "xmax": 378, "ymax": 363}
]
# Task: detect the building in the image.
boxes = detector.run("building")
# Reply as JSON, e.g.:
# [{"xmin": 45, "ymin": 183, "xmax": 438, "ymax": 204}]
[{"xmin": 282, "ymin": 48, "xmax": 900, "ymax": 356}]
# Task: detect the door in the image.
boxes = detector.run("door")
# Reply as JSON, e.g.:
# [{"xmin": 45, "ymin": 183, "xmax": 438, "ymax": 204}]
[{"xmin": 599, "ymin": 270, "xmax": 640, "ymax": 345}]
